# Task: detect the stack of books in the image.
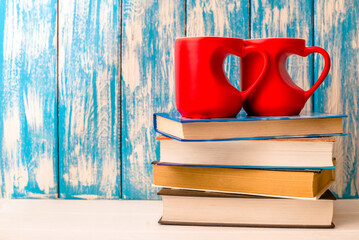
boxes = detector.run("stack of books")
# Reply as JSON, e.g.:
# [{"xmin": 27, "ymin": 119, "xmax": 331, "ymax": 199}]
[{"xmin": 152, "ymin": 112, "xmax": 346, "ymax": 228}]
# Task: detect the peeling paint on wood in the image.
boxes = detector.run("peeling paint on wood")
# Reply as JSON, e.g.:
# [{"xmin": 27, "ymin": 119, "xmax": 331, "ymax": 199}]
[
  {"xmin": 251, "ymin": 0, "xmax": 313, "ymax": 112},
  {"xmin": 0, "ymin": 0, "xmax": 58, "ymax": 198},
  {"xmin": 187, "ymin": 0, "xmax": 249, "ymax": 90},
  {"xmin": 314, "ymin": 0, "xmax": 359, "ymax": 198},
  {"xmin": 121, "ymin": 0, "xmax": 185, "ymax": 199},
  {"xmin": 58, "ymin": 0, "xmax": 120, "ymax": 199}
]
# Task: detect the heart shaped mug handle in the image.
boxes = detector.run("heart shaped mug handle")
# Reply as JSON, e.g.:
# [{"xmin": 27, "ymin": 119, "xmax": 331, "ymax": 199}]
[
  {"xmin": 302, "ymin": 46, "xmax": 331, "ymax": 101},
  {"xmin": 240, "ymin": 46, "xmax": 269, "ymax": 99}
]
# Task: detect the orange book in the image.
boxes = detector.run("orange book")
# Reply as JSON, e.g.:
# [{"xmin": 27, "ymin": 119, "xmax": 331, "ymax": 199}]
[{"xmin": 153, "ymin": 163, "xmax": 335, "ymax": 199}]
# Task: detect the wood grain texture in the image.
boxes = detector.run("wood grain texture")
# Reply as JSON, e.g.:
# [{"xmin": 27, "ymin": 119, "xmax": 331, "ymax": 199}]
[
  {"xmin": 58, "ymin": 0, "xmax": 120, "ymax": 199},
  {"xmin": 0, "ymin": 0, "xmax": 58, "ymax": 198},
  {"xmin": 187, "ymin": 0, "xmax": 249, "ymax": 90},
  {"xmin": 0, "ymin": 199, "xmax": 359, "ymax": 240},
  {"xmin": 251, "ymin": 0, "xmax": 314, "ymax": 112},
  {"xmin": 121, "ymin": 0, "xmax": 185, "ymax": 199},
  {"xmin": 314, "ymin": 0, "xmax": 359, "ymax": 198},
  {"xmin": 0, "ymin": 0, "xmax": 358, "ymax": 200}
]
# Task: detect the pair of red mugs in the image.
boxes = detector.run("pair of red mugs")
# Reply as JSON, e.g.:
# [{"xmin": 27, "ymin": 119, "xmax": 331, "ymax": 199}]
[{"xmin": 175, "ymin": 37, "xmax": 331, "ymax": 118}]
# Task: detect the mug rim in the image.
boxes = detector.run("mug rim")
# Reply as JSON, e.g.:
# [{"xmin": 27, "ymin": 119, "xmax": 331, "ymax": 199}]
[
  {"xmin": 176, "ymin": 36, "xmax": 244, "ymax": 41},
  {"xmin": 244, "ymin": 37, "xmax": 306, "ymax": 42}
]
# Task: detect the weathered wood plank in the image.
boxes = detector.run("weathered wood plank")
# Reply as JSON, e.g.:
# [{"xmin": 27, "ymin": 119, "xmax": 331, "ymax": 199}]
[
  {"xmin": 186, "ymin": 0, "xmax": 249, "ymax": 90},
  {"xmin": 58, "ymin": 0, "xmax": 120, "ymax": 199},
  {"xmin": 0, "ymin": 0, "xmax": 58, "ymax": 198},
  {"xmin": 121, "ymin": 0, "xmax": 185, "ymax": 199},
  {"xmin": 251, "ymin": 0, "xmax": 314, "ymax": 112},
  {"xmin": 314, "ymin": 0, "xmax": 359, "ymax": 198},
  {"xmin": 1, "ymin": 199, "xmax": 359, "ymax": 239}
]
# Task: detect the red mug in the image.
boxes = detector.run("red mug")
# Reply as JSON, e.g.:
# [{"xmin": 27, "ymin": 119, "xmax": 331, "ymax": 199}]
[
  {"xmin": 241, "ymin": 38, "xmax": 331, "ymax": 116},
  {"xmin": 175, "ymin": 37, "xmax": 268, "ymax": 118}
]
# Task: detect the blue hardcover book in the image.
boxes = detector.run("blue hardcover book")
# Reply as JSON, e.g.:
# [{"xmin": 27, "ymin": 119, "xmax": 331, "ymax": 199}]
[{"xmin": 153, "ymin": 112, "xmax": 346, "ymax": 141}]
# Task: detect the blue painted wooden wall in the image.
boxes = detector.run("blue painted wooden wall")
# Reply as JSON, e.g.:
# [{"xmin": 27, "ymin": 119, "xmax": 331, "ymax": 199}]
[{"xmin": 0, "ymin": 0, "xmax": 358, "ymax": 199}]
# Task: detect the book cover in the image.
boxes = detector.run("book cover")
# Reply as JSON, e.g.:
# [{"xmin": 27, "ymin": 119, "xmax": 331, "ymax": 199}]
[
  {"xmin": 155, "ymin": 112, "xmax": 347, "ymax": 124},
  {"xmin": 154, "ymin": 161, "xmax": 336, "ymax": 170},
  {"xmin": 158, "ymin": 218, "xmax": 335, "ymax": 229}
]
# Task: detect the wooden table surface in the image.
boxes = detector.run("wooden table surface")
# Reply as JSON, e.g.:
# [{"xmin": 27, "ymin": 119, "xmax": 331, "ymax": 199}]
[{"xmin": 0, "ymin": 199, "xmax": 359, "ymax": 240}]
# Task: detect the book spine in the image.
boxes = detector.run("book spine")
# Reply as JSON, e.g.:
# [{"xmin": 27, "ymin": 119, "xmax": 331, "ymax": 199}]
[{"xmin": 153, "ymin": 114, "xmax": 158, "ymax": 132}]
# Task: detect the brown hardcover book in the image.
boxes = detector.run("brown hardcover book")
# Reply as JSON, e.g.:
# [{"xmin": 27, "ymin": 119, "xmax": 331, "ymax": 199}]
[
  {"xmin": 158, "ymin": 188, "xmax": 335, "ymax": 228},
  {"xmin": 153, "ymin": 163, "xmax": 335, "ymax": 198}
]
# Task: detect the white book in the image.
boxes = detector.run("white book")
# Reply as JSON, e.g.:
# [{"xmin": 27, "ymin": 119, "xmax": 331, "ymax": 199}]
[
  {"xmin": 158, "ymin": 136, "xmax": 335, "ymax": 168},
  {"xmin": 158, "ymin": 188, "xmax": 335, "ymax": 228}
]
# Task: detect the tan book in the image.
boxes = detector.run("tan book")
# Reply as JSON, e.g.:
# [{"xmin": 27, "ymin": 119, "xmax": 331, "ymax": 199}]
[
  {"xmin": 153, "ymin": 163, "xmax": 335, "ymax": 198},
  {"xmin": 158, "ymin": 188, "xmax": 335, "ymax": 228}
]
